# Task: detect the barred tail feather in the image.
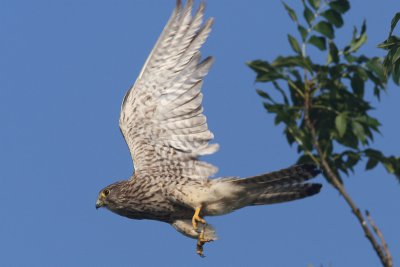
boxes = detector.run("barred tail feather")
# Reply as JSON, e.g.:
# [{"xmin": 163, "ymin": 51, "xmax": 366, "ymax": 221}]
[
  {"xmin": 250, "ymin": 183, "xmax": 322, "ymax": 206},
  {"xmin": 232, "ymin": 164, "xmax": 321, "ymax": 189}
]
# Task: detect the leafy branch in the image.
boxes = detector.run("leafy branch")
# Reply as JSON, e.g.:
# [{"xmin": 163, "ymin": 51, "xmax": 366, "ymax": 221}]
[
  {"xmin": 379, "ymin": 12, "xmax": 400, "ymax": 85},
  {"xmin": 248, "ymin": 0, "xmax": 398, "ymax": 266}
]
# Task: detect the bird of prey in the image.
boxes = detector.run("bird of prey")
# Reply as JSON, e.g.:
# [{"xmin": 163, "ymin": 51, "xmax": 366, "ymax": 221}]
[{"xmin": 95, "ymin": 0, "xmax": 322, "ymax": 257}]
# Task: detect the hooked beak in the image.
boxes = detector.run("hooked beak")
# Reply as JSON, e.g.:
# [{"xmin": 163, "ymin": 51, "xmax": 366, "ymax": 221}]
[{"xmin": 96, "ymin": 199, "xmax": 104, "ymax": 209}]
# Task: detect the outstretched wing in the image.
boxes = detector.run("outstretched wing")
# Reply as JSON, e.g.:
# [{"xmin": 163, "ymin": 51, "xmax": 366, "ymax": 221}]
[{"xmin": 119, "ymin": 0, "xmax": 218, "ymax": 180}]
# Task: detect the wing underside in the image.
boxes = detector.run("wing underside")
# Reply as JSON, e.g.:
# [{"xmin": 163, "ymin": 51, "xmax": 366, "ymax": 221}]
[{"xmin": 119, "ymin": 0, "xmax": 218, "ymax": 179}]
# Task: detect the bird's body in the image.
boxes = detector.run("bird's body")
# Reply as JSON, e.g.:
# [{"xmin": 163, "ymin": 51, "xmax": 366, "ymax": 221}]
[
  {"xmin": 95, "ymin": 0, "xmax": 322, "ymax": 256},
  {"xmin": 101, "ymin": 174, "xmax": 204, "ymax": 222}
]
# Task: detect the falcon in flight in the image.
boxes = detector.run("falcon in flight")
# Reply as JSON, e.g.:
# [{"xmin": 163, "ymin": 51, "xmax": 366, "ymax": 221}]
[{"xmin": 95, "ymin": 0, "xmax": 322, "ymax": 257}]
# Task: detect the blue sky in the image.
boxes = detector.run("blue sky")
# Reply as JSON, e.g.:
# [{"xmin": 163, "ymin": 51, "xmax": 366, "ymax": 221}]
[{"xmin": 1, "ymin": 0, "xmax": 399, "ymax": 266}]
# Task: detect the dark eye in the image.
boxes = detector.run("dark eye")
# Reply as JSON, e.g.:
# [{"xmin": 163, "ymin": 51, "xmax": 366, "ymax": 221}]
[{"xmin": 103, "ymin": 189, "xmax": 110, "ymax": 196}]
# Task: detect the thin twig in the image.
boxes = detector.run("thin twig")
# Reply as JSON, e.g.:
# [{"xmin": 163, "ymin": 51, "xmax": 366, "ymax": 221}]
[
  {"xmin": 366, "ymin": 210, "xmax": 393, "ymax": 266},
  {"xmin": 303, "ymin": 77, "xmax": 393, "ymax": 267}
]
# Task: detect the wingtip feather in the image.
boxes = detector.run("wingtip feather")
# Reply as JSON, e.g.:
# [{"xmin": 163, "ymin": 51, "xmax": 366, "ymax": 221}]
[{"xmin": 176, "ymin": 0, "xmax": 182, "ymax": 10}]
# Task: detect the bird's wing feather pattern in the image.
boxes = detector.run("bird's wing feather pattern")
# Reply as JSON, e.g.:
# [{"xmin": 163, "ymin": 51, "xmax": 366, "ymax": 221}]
[{"xmin": 119, "ymin": 0, "xmax": 218, "ymax": 179}]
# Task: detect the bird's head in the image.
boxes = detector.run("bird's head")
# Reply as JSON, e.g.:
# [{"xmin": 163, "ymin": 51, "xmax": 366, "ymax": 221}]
[{"xmin": 95, "ymin": 181, "xmax": 126, "ymax": 210}]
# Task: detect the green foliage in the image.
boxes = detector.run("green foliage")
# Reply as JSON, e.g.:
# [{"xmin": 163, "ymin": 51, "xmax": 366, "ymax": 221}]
[
  {"xmin": 308, "ymin": 35, "xmax": 326, "ymax": 51},
  {"xmin": 322, "ymin": 9, "xmax": 344, "ymax": 28},
  {"xmin": 329, "ymin": 0, "xmax": 350, "ymax": 13},
  {"xmin": 379, "ymin": 12, "xmax": 400, "ymax": 85},
  {"xmin": 314, "ymin": 21, "xmax": 335, "ymax": 39},
  {"xmin": 288, "ymin": 34, "xmax": 302, "ymax": 54},
  {"xmin": 248, "ymin": 0, "xmax": 400, "ymax": 182}
]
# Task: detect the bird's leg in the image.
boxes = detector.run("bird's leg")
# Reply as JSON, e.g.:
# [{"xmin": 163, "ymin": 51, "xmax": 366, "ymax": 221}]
[
  {"xmin": 192, "ymin": 206, "xmax": 206, "ymax": 230},
  {"xmin": 196, "ymin": 223, "xmax": 212, "ymax": 257}
]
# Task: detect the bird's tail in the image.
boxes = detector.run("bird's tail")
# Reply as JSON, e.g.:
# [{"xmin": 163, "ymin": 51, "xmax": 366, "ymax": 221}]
[{"xmin": 218, "ymin": 164, "xmax": 322, "ymax": 209}]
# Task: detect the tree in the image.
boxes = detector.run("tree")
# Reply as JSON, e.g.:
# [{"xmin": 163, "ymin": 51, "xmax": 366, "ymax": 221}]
[{"xmin": 247, "ymin": 1, "xmax": 399, "ymax": 266}]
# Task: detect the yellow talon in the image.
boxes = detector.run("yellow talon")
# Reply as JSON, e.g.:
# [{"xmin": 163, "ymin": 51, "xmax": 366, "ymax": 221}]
[{"xmin": 192, "ymin": 207, "xmax": 206, "ymax": 230}]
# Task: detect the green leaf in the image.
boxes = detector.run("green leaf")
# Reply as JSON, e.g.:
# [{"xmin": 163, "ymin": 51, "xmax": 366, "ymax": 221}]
[
  {"xmin": 350, "ymin": 33, "xmax": 368, "ymax": 53},
  {"xmin": 314, "ymin": 21, "xmax": 335, "ymax": 39},
  {"xmin": 263, "ymin": 103, "xmax": 284, "ymax": 114},
  {"xmin": 308, "ymin": 35, "xmax": 326, "ymax": 51},
  {"xmin": 283, "ymin": 2, "xmax": 298, "ymax": 23},
  {"xmin": 329, "ymin": 0, "xmax": 350, "ymax": 14},
  {"xmin": 256, "ymin": 89, "xmax": 273, "ymax": 101},
  {"xmin": 307, "ymin": 0, "xmax": 320, "ymax": 10},
  {"xmin": 366, "ymin": 57, "xmax": 386, "ymax": 82},
  {"xmin": 389, "ymin": 12, "xmax": 400, "ymax": 36},
  {"xmin": 272, "ymin": 56, "xmax": 313, "ymax": 71},
  {"xmin": 303, "ymin": 7, "xmax": 315, "ymax": 26},
  {"xmin": 364, "ymin": 148, "xmax": 384, "ymax": 159},
  {"xmin": 335, "ymin": 113, "xmax": 347, "ymax": 137},
  {"xmin": 352, "ymin": 121, "xmax": 366, "ymax": 143},
  {"xmin": 298, "ymin": 25, "xmax": 308, "ymax": 41},
  {"xmin": 393, "ymin": 58, "xmax": 400, "ymax": 85},
  {"xmin": 288, "ymin": 34, "xmax": 301, "ymax": 54},
  {"xmin": 322, "ymin": 9, "xmax": 344, "ymax": 28},
  {"xmin": 383, "ymin": 161, "xmax": 395, "ymax": 173},
  {"xmin": 344, "ymin": 53, "xmax": 357, "ymax": 63},
  {"xmin": 285, "ymin": 129, "xmax": 295, "ymax": 145},
  {"xmin": 355, "ymin": 116, "xmax": 381, "ymax": 132},
  {"xmin": 351, "ymin": 74, "xmax": 365, "ymax": 97},
  {"xmin": 346, "ymin": 21, "xmax": 368, "ymax": 54},
  {"xmin": 247, "ymin": 60, "xmax": 286, "ymax": 82},
  {"xmin": 378, "ymin": 36, "xmax": 400, "ymax": 50},
  {"xmin": 343, "ymin": 151, "xmax": 361, "ymax": 170},
  {"xmin": 356, "ymin": 67, "xmax": 369, "ymax": 80},
  {"xmin": 328, "ymin": 41, "xmax": 339, "ymax": 63},
  {"xmin": 345, "ymin": 28, "xmax": 367, "ymax": 55},
  {"xmin": 361, "ymin": 19, "xmax": 367, "ymax": 35},
  {"xmin": 366, "ymin": 158, "xmax": 379, "ymax": 170},
  {"xmin": 392, "ymin": 46, "xmax": 400, "ymax": 64}
]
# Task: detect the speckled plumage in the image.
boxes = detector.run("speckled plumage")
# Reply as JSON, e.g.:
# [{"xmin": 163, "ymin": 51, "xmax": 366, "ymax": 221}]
[{"xmin": 95, "ymin": 0, "xmax": 322, "ymax": 254}]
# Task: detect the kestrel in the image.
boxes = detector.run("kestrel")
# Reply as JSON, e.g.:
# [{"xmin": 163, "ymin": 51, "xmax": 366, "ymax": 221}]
[{"xmin": 95, "ymin": 0, "xmax": 322, "ymax": 257}]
